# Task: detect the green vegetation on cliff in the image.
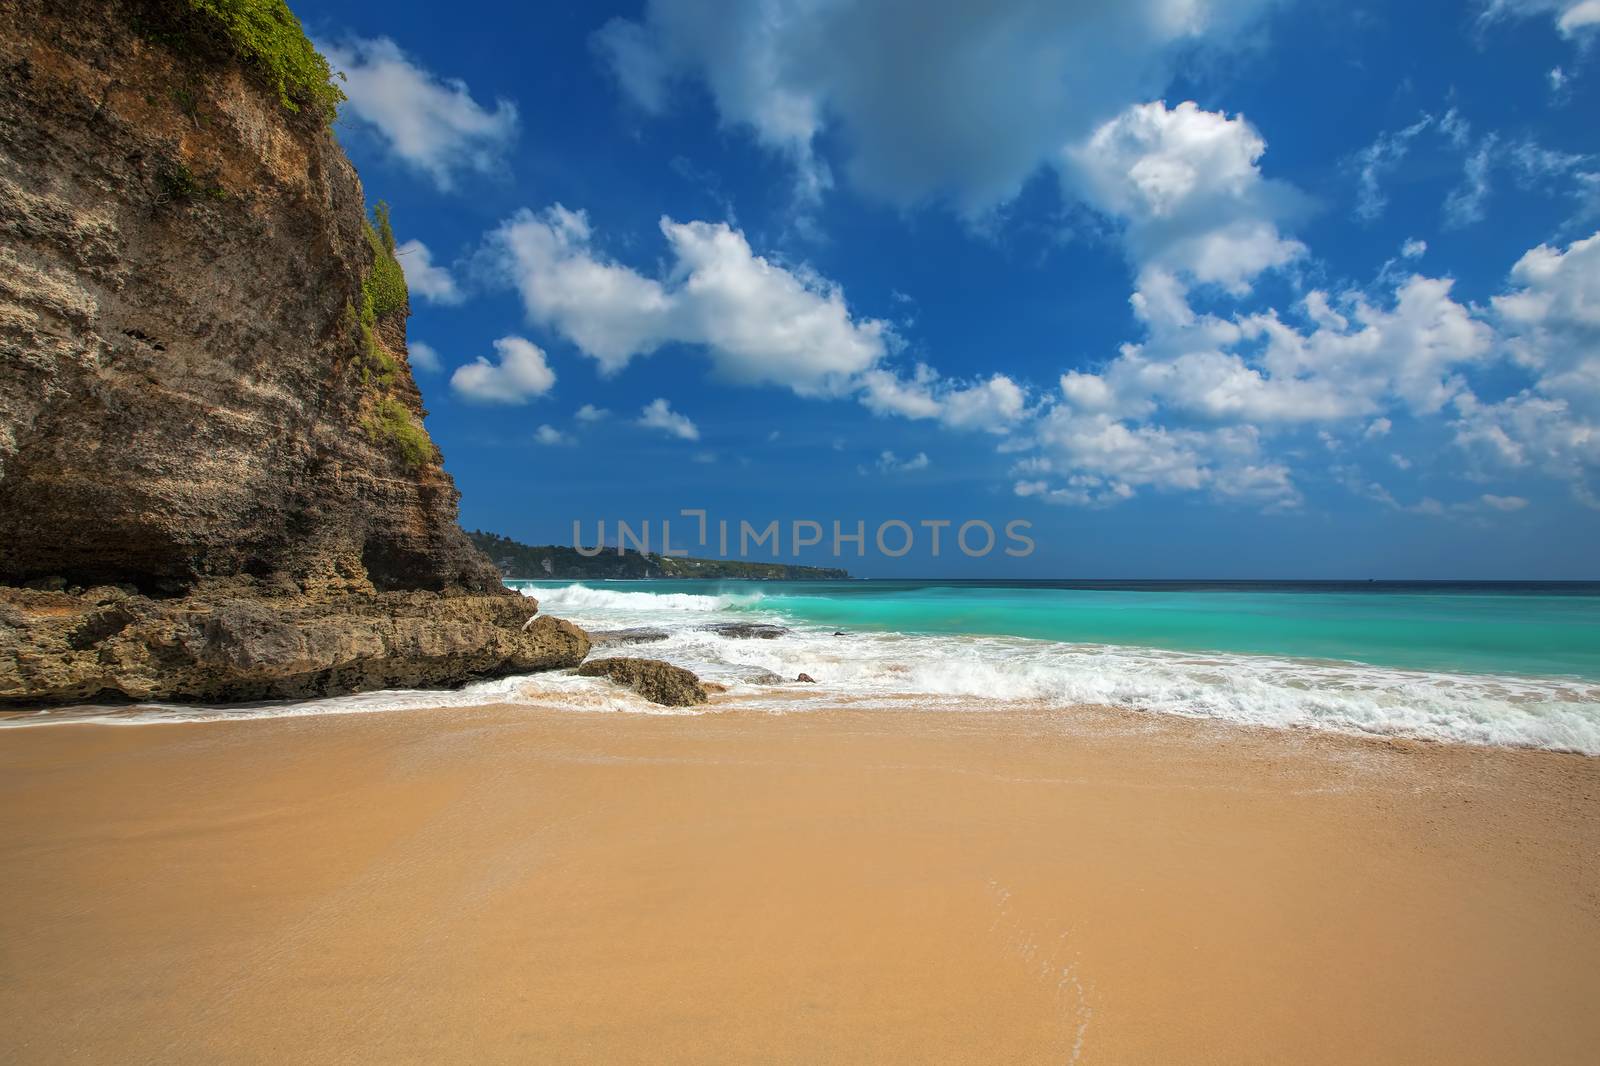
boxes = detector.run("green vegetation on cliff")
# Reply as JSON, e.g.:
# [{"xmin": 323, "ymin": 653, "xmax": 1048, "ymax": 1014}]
[
  {"xmin": 467, "ymin": 532, "xmax": 851, "ymax": 581},
  {"xmin": 363, "ymin": 202, "xmax": 408, "ymax": 318},
  {"xmin": 364, "ymin": 396, "xmax": 436, "ymax": 469},
  {"xmin": 167, "ymin": 0, "xmax": 344, "ymax": 122},
  {"xmin": 353, "ymin": 202, "xmax": 425, "ymax": 466}
]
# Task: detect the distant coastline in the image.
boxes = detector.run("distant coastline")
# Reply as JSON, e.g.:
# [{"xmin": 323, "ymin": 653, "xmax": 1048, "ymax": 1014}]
[{"xmin": 467, "ymin": 531, "xmax": 850, "ymax": 581}]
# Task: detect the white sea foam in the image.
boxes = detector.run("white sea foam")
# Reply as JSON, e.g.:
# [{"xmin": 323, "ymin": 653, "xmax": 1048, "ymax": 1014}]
[
  {"xmin": 7, "ymin": 583, "xmax": 1599, "ymax": 753},
  {"xmin": 516, "ymin": 583, "xmax": 763, "ymax": 616}
]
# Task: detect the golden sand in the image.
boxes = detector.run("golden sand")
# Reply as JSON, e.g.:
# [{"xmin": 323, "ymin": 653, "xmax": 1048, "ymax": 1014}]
[{"xmin": 1, "ymin": 703, "xmax": 1596, "ymax": 1064}]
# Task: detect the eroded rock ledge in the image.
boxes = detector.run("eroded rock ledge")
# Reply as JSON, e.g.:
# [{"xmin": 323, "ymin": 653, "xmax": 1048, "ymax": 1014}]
[{"xmin": 0, "ymin": 582, "xmax": 589, "ymax": 704}]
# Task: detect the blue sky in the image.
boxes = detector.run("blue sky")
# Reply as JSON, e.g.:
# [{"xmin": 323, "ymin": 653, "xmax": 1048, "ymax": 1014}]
[{"xmin": 299, "ymin": 0, "xmax": 1598, "ymax": 577}]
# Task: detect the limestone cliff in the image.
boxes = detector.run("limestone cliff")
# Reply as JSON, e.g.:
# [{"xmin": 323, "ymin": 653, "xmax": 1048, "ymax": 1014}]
[{"xmin": 0, "ymin": 0, "xmax": 589, "ymax": 703}]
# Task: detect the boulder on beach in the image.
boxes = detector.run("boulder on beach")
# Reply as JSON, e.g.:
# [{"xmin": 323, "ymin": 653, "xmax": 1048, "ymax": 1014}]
[
  {"xmin": 577, "ymin": 657, "xmax": 708, "ymax": 707},
  {"xmin": 796, "ymin": 673, "xmax": 817, "ymax": 683}
]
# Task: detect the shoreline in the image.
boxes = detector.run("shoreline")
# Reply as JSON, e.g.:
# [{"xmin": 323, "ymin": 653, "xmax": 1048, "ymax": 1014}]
[
  {"xmin": 3, "ymin": 701, "xmax": 1596, "ymax": 1064},
  {"xmin": 5, "ymin": 683, "xmax": 1599, "ymax": 759}
]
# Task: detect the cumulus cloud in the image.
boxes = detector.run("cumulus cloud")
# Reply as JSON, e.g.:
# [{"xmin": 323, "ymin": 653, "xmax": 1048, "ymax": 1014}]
[
  {"xmin": 1063, "ymin": 101, "xmax": 1307, "ymax": 294},
  {"xmin": 858, "ymin": 367, "xmax": 1029, "ymax": 433},
  {"xmin": 534, "ymin": 424, "xmax": 573, "ymax": 446},
  {"xmin": 396, "ymin": 239, "xmax": 463, "ymax": 305},
  {"xmin": 638, "ymin": 398, "xmax": 700, "ymax": 440},
  {"xmin": 1450, "ymin": 230, "xmax": 1600, "ymax": 503},
  {"xmin": 1493, "ymin": 230, "xmax": 1600, "ymax": 413},
  {"xmin": 492, "ymin": 206, "xmax": 890, "ymax": 391},
  {"xmin": 1481, "ymin": 493, "xmax": 1530, "ymax": 510},
  {"xmin": 1014, "ymin": 238, "xmax": 1506, "ymax": 509},
  {"xmin": 408, "ymin": 340, "xmax": 442, "ymax": 373},
  {"xmin": 449, "ymin": 336, "xmax": 556, "ymax": 404},
  {"xmin": 318, "ymin": 37, "xmax": 519, "ymax": 190},
  {"xmin": 1053, "ymin": 272, "xmax": 1492, "ymax": 433},
  {"xmin": 594, "ymin": 0, "xmax": 1277, "ymax": 215},
  {"xmin": 1025, "ymin": 411, "xmax": 1296, "ymax": 506},
  {"xmin": 575, "ymin": 404, "xmax": 610, "ymax": 422}
]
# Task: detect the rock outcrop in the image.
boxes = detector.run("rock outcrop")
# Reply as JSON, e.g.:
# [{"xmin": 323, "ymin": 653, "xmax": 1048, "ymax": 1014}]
[
  {"xmin": 589, "ymin": 627, "xmax": 671, "ymax": 646},
  {"xmin": 0, "ymin": 581, "xmax": 589, "ymax": 703},
  {"xmin": 699, "ymin": 622, "xmax": 791, "ymax": 640},
  {"xmin": 0, "ymin": 0, "xmax": 588, "ymax": 704},
  {"xmin": 576, "ymin": 657, "xmax": 709, "ymax": 707}
]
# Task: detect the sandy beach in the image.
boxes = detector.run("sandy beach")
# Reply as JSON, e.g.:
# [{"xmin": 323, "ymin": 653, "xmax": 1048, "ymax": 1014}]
[{"xmin": 1, "ymin": 703, "xmax": 1596, "ymax": 1064}]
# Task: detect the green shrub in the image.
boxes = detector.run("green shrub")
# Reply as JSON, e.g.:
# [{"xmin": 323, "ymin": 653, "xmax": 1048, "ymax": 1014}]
[
  {"xmin": 364, "ymin": 396, "xmax": 435, "ymax": 469},
  {"xmin": 362, "ymin": 202, "xmax": 408, "ymax": 319},
  {"xmin": 167, "ymin": 0, "xmax": 344, "ymax": 123}
]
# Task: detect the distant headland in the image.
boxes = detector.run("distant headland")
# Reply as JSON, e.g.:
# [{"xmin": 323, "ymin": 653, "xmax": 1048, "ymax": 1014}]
[{"xmin": 467, "ymin": 532, "xmax": 850, "ymax": 581}]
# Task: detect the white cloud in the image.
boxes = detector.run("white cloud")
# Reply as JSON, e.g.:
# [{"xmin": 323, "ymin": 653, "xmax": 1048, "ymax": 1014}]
[
  {"xmin": 1449, "ymin": 231, "xmax": 1600, "ymax": 502},
  {"xmin": 408, "ymin": 340, "xmax": 442, "ymax": 373},
  {"xmin": 1351, "ymin": 114, "xmax": 1432, "ymax": 222},
  {"xmin": 1401, "ymin": 239, "xmax": 1428, "ymax": 259},
  {"xmin": 318, "ymin": 37, "xmax": 519, "ymax": 191},
  {"xmin": 858, "ymin": 365, "xmax": 945, "ymax": 420},
  {"xmin": 575, "ymin": 404, "xmax": 610, "ymax": 422},
  {"xmin": 1062, "ymin": 101, "xmax": 1306, "ymax": 294},
  {"xmin": 395, "ymin": 239, "xmax": 463, "ymax": 305},
  {"xmin": 1021, "ymin": 410, "xmax": 1297, "ymax": 507},
  {"xmin": 1479, "ymin": 0, "xmax": 1600, "ymax": 38},
  {"xmin": 492, "ymin": 206, "xmax": 890, "ymax": 391},
  {"xmin": 449, "ymin": 336, "xmax": 556, "ymax": 404},
  {"xmin": 595, "ymin": 0, "xmax": 1277, "ymax": 215},
  {"xmin": 1053, "ymin": 273, "xmax": 1492, "ymax": 431},
  {"xmin": 873, "ymin": 450, "xmax": 931, "ymax": 474},
  {"xmin": 1345, "ymin": 111, "xmax": 1583, "ymax": 232},
  {"xmin": 1492, "ymin": 230, "xmax": 1600, "ymax": 414},
  {"xmin": 1364, "ymin": 417, "xmax": 1393, "ymax": 439},
  {"xmin": 534, "ymin": 424, "xmax": 573, "ymax": 446},
  {"xmin": 1507, "ymin": 140, "xmax": 1590, "ymax": 186},
  {"xmin": 1238, "ymin": 276, "xmax": 1495, "ymax": 417},
  {"xmin": 858, "ymin": 367, "xmax": 1029, "ymax": 433},
  {"xmin": 638, "ymin": 398, "xmax": 700, "ymax": 440},
  {"xmin": 1482, "ymin": 493, "xmax": 1530, "ymax": 511},
  {"xmin": 940, "ymin": 375, "xmax": 1028, "ymax": 432},
  {"xmin": 1444, "ymin": 136, "xmax": 1498, "ymax": 228}
]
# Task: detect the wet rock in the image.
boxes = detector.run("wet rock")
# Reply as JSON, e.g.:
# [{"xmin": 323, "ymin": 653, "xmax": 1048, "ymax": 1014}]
[
  {"xmin": 577, "ymin": 657, "xmax": 707, "ymax": 707},
  {"xmin": 698, "ymin": 622, "xmax": 791, "ymax": 640},
  {"xmin": 796, "ymin": 673, "xmax": 817, "ymax": 683},
  {"xmin": 589, "ymin": 627, "xmax": 671, "ymax": 646},
  {"xmin": 0, "ymin": 584, "xmax": 591, "ymax": 705}
]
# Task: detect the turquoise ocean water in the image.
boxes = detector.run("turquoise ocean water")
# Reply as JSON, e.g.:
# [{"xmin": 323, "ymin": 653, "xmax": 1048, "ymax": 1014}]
[{"xmin": 508, "ymin": 579, "xmax": 1600, "ymax": 680}]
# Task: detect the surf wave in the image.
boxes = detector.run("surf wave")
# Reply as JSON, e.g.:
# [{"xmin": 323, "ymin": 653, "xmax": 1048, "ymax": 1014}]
[{"xmin": 515, "ymin": 582, "xmax": 764, "ymax": 615}]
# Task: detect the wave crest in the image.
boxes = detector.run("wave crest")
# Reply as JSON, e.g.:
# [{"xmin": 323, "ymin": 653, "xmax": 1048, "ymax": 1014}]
[{"xmin": 517, "ymin": 583, "xmax": 763, "ymax": 614}]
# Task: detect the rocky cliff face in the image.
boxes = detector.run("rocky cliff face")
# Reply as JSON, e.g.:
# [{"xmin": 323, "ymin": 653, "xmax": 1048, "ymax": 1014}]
[{"xmin": 0, "ymin": 0, "xmax": 589, "ymax": 704}]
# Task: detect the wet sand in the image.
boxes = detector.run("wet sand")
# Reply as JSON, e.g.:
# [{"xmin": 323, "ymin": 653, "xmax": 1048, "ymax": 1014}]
[{"xmin": 1, "ymin": 703, "xmax": 1596, "ymax": 1064}]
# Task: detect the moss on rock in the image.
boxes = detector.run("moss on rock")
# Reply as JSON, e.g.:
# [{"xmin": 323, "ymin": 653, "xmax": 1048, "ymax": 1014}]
[{"xmin": 171, "ymin": 0, "xmax": 344, "ymax": 122}]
